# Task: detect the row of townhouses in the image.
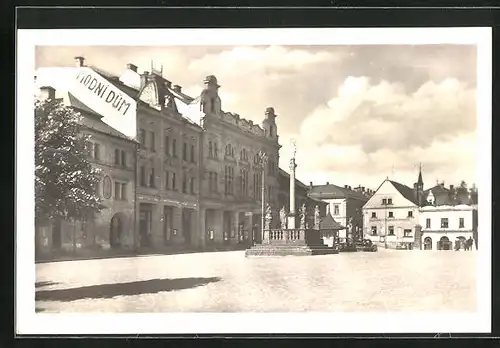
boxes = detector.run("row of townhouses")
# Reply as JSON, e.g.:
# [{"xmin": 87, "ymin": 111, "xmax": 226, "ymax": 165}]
[
  {"xmin": 35, "ymin": 57, "xmax": 325, "ymax": 254},
  {"xmin": 361, "ymin": 168, "xmax": 478, "ymax": 250}
]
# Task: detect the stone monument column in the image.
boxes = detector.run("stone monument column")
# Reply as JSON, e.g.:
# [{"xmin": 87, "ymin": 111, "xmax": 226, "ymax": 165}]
[{"xmin": 288, "ymin": 141, "xmax": 297, "ymax": 229}]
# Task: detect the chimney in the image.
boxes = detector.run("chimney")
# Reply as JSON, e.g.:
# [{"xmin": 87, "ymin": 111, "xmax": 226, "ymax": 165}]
[
  {"xmin": 126, "ymin": 63, "xmax": 138, "ymax": 72},
  {"xmin": 173, "ymin": 85, "xmax": 182, "ymax": 93},
  {"xmin": 39, "ymin": 86, "xmax": 56, "ymax": 100},
  {"xmin": 75, "ymin": 56, "xmax": 85, "ymax": 67},
  {"xmin": 348, "ymin": 186, "xmax": 351, "ymax": 190},
  {"xmin": 344, "ymin": 185, "xmax": 348, "ymax": 189},
  {"xmin": 309, "ymin": 181, "xmax": 313, "ymax": 189},
  {"xmin": 361, "ymin": 186, "xmax": 365, "ymax": 192},
  {"xmin": 326, "ymin": 181, "xmax": 329, "ymax": 185}
]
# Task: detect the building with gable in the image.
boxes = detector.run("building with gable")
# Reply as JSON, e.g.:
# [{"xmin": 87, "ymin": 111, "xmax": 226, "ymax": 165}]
[
  {"xmin": 34, "ymin": 83, "xmax": 138, "ymax": 255},
  {"xmin": 362, "ymin": 169, "xmax": 424, "ymax": 249},
  {"xmin": 307, "ymin": 182, "xmax": 370, "ymax": 242},
  {"xmin": 419, "ymin": 182, "xmax": 478, "ymax": 250}
]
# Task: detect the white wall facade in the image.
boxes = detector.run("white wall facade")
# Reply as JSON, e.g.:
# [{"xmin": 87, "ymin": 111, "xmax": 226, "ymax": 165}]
[
  {"xmin": 419, "ymin": 205, "xmax": 476, "ymax": 251},
  {"xmin": 324, "ymin": 198, "xmax": 347, "ymax": 239},
  {"xmin": 362, "ymin": 180, "xmax": 419, "ymax": 248}
]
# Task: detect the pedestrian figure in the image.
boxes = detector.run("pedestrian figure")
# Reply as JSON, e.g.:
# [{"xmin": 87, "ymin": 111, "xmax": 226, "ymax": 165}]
[{"xmin": 454, "ymin": 239, "xmax": 460, "ymax": 251}]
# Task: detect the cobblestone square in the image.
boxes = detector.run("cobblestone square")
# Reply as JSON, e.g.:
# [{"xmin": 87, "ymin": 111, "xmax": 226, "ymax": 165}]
[{"xmin": 35, "ymin": 250, "xmax": 476, "ymax": 313}]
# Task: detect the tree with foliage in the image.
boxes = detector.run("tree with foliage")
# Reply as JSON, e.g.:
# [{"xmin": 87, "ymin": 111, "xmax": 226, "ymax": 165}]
[{"xmin": 35, "ymin": 98, "xmax": 102, "ymax": 226}]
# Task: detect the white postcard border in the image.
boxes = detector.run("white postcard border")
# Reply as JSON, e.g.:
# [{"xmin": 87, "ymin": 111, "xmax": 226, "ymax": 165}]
[{"xmin": 16, "ymin": 27, "xmax": 492, "ymax": 335}]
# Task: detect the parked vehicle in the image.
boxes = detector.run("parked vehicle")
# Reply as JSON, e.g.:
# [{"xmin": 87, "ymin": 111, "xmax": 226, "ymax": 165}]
[{"xmin": 357, "ymin": 239, "xmax": 378, "ymax": 252}]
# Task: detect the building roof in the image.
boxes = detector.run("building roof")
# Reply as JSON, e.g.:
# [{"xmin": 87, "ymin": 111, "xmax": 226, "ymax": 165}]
[
  {"xmin": 68, "ymin": 93, "xmax": 135, "ymax": 142},
  {"xmin": 308, "ymin": 183, "xmax": 368, "ymax": 201},
  {"xmin": 319, "ymin": 214, "xmax": 345, "ymax": 230},
  {"xmin": 388, "ymin": 180, "xmax": 419, "ymax": 205},
  {"xmin": 278, "ymin": 167, "xmax": 308, "ymax": 190}
]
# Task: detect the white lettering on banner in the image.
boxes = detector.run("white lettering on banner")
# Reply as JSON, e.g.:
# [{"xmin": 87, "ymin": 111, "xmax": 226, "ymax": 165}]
[{"xmin": 75, "ymin": 70, "xmax": 132, "ymax": 116}]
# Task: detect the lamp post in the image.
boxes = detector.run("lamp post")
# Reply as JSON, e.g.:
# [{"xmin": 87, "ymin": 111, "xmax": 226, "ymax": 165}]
[
  {"xmin": 381, "ymin": 196, "xmax": 390, "ymax": 249},
  {"xmin": 258, "ymin": 151, "xmax": 268, "ymax": 242}
]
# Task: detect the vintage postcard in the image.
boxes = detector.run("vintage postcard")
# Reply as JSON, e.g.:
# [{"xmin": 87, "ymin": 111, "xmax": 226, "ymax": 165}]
[{"xmin": 16, "ymin": 27, "xmax": 491, "ymax": 335}]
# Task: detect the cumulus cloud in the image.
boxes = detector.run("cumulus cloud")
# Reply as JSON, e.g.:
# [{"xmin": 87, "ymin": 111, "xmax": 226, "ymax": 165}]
[{"xmin": 300, "ymin": 76, "xmax": 476, "ymax": 153}]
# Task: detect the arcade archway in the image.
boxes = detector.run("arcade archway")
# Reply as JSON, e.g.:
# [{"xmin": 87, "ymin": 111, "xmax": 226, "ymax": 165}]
[
  {"xmin": 109, "ymin": 213, "xmax": 123, "ymax": 249},
  {"xmin": 423, "ymin": 237, "xmax": 432, "ymax": 250},
  {"xmin": 438, "ymin": 236, "xmax": 452, "ymax": 251}
]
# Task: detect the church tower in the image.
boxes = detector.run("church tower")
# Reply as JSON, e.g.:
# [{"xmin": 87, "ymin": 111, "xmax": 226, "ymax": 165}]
[
  {"xmin": 262, "ymin": 107, "xmax": 278, "ymax": 141},
  {"xmin": 413, "ymin": 163, "xmax": 424, "ymax": 206}
]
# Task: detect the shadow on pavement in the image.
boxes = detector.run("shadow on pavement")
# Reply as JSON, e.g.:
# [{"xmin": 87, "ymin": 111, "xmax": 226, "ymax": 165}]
[
  {"xmin": 36, "ymin": 281, "xmax": 59, "ymax": 288},
  {"xmin": 35, "ymin": 277, "xmax": 221, "ymax": 302}
]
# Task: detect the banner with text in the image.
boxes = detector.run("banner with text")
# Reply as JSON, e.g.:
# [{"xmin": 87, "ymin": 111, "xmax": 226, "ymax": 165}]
[{"xmin": 69, "ymin": 67, "xmax": 137, "ymax": 139}]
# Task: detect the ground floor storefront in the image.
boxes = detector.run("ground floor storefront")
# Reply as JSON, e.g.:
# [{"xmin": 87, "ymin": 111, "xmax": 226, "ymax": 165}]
[{"xmin": 420, "ymin": 231, "xmax": 475, "ymax": 251}]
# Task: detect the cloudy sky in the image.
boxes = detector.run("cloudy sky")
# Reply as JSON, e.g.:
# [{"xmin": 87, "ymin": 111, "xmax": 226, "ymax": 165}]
[{"xmin": 36, "ymin": 44, "xmax": 477, "ymax": 190}]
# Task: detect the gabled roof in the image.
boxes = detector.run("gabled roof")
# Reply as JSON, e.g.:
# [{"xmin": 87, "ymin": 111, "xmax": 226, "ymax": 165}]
[
  {"xmin": 308, "ymin": 183, "xmax": 368, "ymax": 201},
  {"xmin": 319, "ymin": 214, "xmax": 345, "ymax": 230},
  {"xmin": 388, "ymin": 180, "xmax": 419, "ymax": 205}
]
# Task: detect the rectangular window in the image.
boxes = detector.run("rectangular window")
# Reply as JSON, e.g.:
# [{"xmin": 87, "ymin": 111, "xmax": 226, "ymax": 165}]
[
  {"xmin": 121, "ymin": 150, "xmax": 126, "ymax": 167},
  {"xmin": 214, "ymin": 172, "xmax": 218, "ymax": 192},
  {"xmin": 382, "ymin": 198, "xmax": 387, "ymax": 205},
  {"xmin": 208, "ymin": 141, "xmax": 213, "ymax": 158},
  {"xmin": 114, "ymin": 182, "xmax": 120, "ymax": 200},
  {"xmin": 334, "ymin": 205, "xmax": 340, "ymax": 215},
  {"xmin": 139, "ymin": 129, "xmax": 146, "ymax": 148},
  {"xmin": 408, "ymin": 211, "xmax": 413, "ymax": 218},
  {"xmin": 114, "ymin": 149, "xmax": 120, "ymax": 165},
  {"xmin": 140, "ymin": 166, "xmax": 146, "ymax": 187},
  {"xmin": 172, "ymin": 139, "xmax": 177, "ymax": 157},
  {"xmin": 404, "ymin": 229, "xmax": 412, "ymax": 237},
  {"xmin": 164, "ymin": 171, "xmax": 170, "ymax": 190},
  {"xmin": 172, "ymin": 172, "xmax": 176, "ymax": 190},
  {"xmin": 165, "ymin": 135, "xmax": 170, "ymax": 156},
  {"xmin": 150, "ymin": 131, "xmax": 156, "ymax": 151},
  {"xmin": 371, "ymin": 226, "xmax": 377, "ymax": 235},
  {"xmin": 214, "ymin": 143, "xmax": 218, "ymax": 158},
  {"xmin": 441, "ymin": 218, "xmax": 449, "ymax": 228},
  {"xmin": 93, "ymin": 143, "xmax": 100, "ymax": 160},
  {"xmin": 182, "ymin": 173, "xmax": 187, "ymax": 194},
  {"xmin": 387, "ymin": 198, "xmax": 393, "ymax": 205},
  {"xmin": 121, "ymin": 183, "xmax": 127, "ymax": 200},
  {"xmin": 388, "ymin": 226, "xmax": 395, "ymax": 235},
  {"xmin": 149, "ymin": 167, "xmax": 155, "ymax": 188},
  {"xmin": 426, "ymin": 218, "xmax": 431, "ymax": 228},
  {"xmin": 371, "ymin": 212, "xmax": 377, "ymax": 218},
  {"xmin": 183, "ymin": 142, "xmax": 187, "ymax": 161},
  {"xmin": 459, "ymin": 218, "xmax": 465, "ymax": 228},
  {"xmin": 191, "ymin": 144, "xmax": 195, "ymax": 162},
  {"xmin": 190, "ymin": 177, "xmax": 195, "ymax": 194},
  {"xmin": 388, "ymin": 211, "xmax": 394, "ymax": 218}
]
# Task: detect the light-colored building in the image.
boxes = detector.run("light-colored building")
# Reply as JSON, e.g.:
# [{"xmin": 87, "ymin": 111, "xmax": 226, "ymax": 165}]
[
  {"xmin": 308, "ymin": 183, "xmax": 369, "ymax": 242},
  {"xmin": 37, "ymin": 57, "xmax": 286, "ymax": 251},
  {"xmin": 362, "ymin": 178, "xmax": 421, "ymax": 249},
  {"xmin": 419, "ymin": 204, "xmax": 477, "ymax": 250},
  {"xmin": 35, "ymin": 85, "xmax": 138, "ymax": 254}
]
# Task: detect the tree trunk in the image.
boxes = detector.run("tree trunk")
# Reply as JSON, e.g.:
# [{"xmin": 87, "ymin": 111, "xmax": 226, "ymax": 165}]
[{"xmin": 72, "ymin": 219, "xmax": 77, "ymax": 253}]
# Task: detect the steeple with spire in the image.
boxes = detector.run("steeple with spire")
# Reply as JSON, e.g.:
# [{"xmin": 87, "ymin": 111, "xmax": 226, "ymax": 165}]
[{"xmin": 413, "ymin": 163, "xmax": 424, "ymax": 206}]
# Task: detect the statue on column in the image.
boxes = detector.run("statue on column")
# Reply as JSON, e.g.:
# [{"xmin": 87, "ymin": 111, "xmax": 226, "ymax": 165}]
[
  {"xmin": 264, "ymin": 203, "xmax": 272, "ymax": 230},
  {"xmin": 314, "ymin": 205, "xmax": 320, "ymax": 229},
  {"xmin": 347, "ymin": 217, "xmax": 354, "ymax": 245},
  {"xmin": 299, "ymin": 203, "xmax": 307, "ymax": 229},
  {"xmin": 279, "ymin": 206, "xmax": 287, "ymax": 229}
]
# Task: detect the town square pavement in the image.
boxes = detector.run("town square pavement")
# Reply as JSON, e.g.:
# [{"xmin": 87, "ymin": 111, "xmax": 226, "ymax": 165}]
[{"xmin": 36, "ymin": 249, "xmax": 476, "ymax": 313}]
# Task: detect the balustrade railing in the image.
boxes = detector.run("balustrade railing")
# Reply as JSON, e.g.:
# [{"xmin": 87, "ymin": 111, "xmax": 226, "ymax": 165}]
[{"xmin": 267, "ymin": 229, "xmax": 305, "ymax": 243}]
